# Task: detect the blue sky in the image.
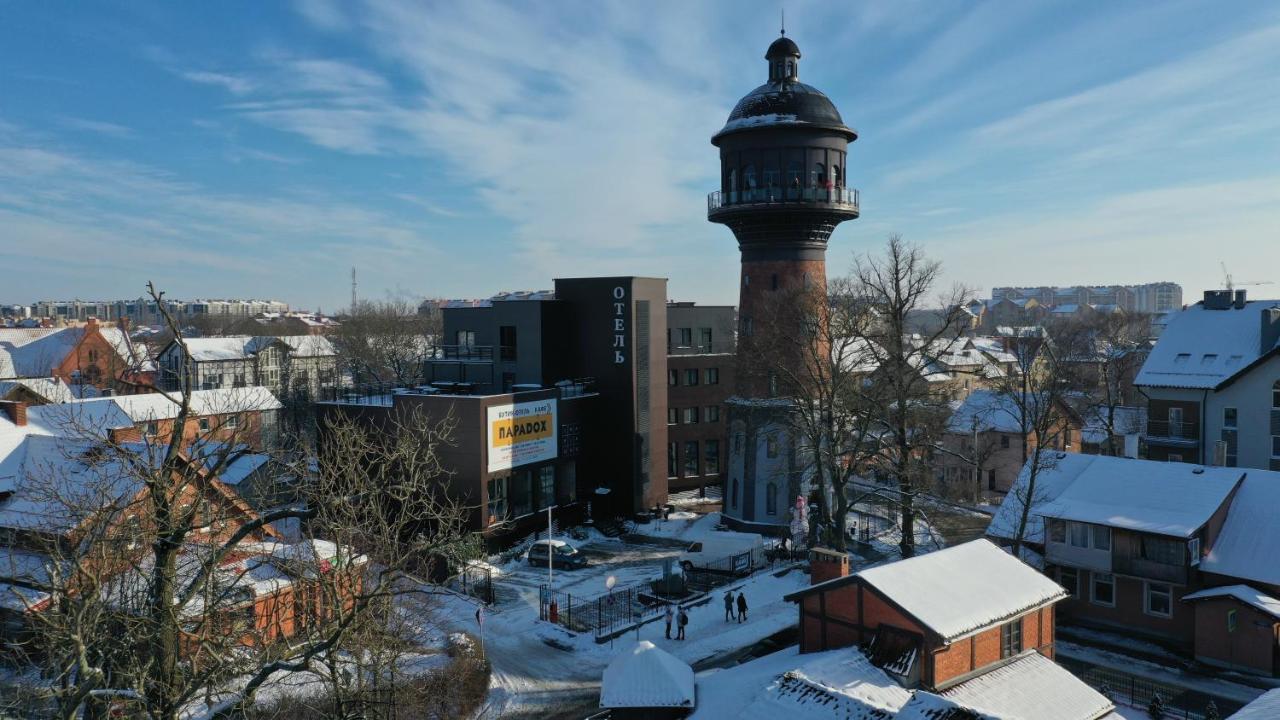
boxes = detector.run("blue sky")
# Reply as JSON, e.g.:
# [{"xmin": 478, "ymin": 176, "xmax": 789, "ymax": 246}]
[{"xmin": 2, "ymin": 0, "xmax": 1278, "ymax": 311}]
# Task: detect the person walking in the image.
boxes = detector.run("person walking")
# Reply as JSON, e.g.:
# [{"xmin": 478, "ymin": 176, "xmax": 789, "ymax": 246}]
[
  {"xmin": 677, "ymin": 608, "xmax": 688, "ymax": 640},
  {"xmin": 736, "ymin": 592, "xmax": 748, "ymax": 623},
  {"xmin": 723, "ymin": 590, "xmax": 734, "ymax": 622},
  {"xmin": 664, "ymin": 604, "xmax": 674, "ymax": 640}
]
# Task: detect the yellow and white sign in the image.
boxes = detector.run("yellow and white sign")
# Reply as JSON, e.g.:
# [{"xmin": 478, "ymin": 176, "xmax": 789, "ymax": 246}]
[{"xmin": 487, "ymin": 398, "xmax": 557, "ymax": 472}]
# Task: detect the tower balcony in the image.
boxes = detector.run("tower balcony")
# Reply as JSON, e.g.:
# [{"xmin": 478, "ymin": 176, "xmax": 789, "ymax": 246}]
[{"xmin": 707, "ymin": 186, "xmax": 859, "ymax": 221}]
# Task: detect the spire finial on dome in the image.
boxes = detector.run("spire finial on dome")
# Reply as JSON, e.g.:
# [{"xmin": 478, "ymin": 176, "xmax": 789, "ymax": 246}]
[{"xmin": 780, "ymin": 8, "xmax": 785, "ymax": 36}]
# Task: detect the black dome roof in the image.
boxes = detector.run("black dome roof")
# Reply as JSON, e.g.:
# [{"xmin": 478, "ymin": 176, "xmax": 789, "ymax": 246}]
[
  {"xmin": 714, "ymin": 81, "xmax": 854, "ymax": 141},
  {"xmin": 766, "ymin": 36, "xmax": 800, "ymax": 60}
]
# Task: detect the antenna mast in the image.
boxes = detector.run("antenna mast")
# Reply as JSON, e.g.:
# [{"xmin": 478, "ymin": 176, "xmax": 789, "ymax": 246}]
[{"xmin": 351, "ymin": 267, "xmax": 358, "ymax": 310}]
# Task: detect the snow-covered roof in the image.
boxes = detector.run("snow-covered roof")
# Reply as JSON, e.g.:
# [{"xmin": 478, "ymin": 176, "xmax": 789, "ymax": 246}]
[
  {"xmin": 853, "ymin": 539, "xmax": 1065, "ymax": 643},
  {"xmin": 0, "ymin": 325, "xmax": 145, "ymax": 379},
  {"xmin": 174, "ymin": 335, "xmax": 336, "ymax": 362},
  {"xmin": 27, "ymin": 387, "xmax": 282, "ymax": 437},
  {"xmin": 0, "ymin": 377, "xmax": 88, "ymax": 404},
  {"xmin": 1135, "ymin": 300, "xmax": 1280, "ymax": 389},
  {"xmin": 1034, "ymin": 456, "xmax": 1239, "ymax": 538},
  {"xmin": 987, "ymin": 454, "xmax": 1243, "ymax": 542},
  {"xmin": 0, "ymin": 435, "xmax": 147, "ymax": 532},
  {"xmin": 728, "ymin": 646, "xmax": 912, "ymax": 720},
  {"xmin": 0, "ymin": 546, "xmax": 55, "ymax": 612},
  {"xmin": 600, "ymin": 641, "xmax": 694, "ymax": 709},
  {"xmin": 1183, "ymin": 585, "xmax": 1280, "ymax": 619},
  {"xmin": 946, "ymin": 390, "xmax": 1030, "ymax": 434},
  {"xmin": 1200, "ymin": 467, "xmax": 1280, "ymax": 586},
  {"xmin": 940, "ymin": 651, "xmax": 1114, "ymax": 720},
  {"xmin": 1230, "ymin": 688, "xmax": 1280, "ymax": 719}
]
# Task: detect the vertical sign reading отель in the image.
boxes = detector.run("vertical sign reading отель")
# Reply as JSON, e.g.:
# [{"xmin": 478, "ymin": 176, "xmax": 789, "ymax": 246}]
[{"xmin": 612, "ymin": 285, "xmax": 626, "ymax": 364}]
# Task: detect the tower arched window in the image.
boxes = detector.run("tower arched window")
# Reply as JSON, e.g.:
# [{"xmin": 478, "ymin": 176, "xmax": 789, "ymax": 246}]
[
  {"xmin": 785, "ymin": 60, "xmax": 794, "ymax": 78},
  {"xmin": 743, "ymin": 164, "xmax": 757, "ymax": 190},
  {"xmin": 832, "ymin": 164, "xmax": 841, "ymax": 187},
  {"xmin": 731, "ymin": 479, "xmax": 739, "ymax": 508},
  {"xmin": 766, "ymin": 484, "xmax": 778, "ymax": 515},
  {"xmin": 728, "ymin": 168, "xmax": 737, "ymax": 194},
  {"xmin": 787, "ymin": 160, "xmax": 803, "ymax": 188},
  {"xmin": 813, "ymin": 163, "xmax": 827, "ymax": 189}
]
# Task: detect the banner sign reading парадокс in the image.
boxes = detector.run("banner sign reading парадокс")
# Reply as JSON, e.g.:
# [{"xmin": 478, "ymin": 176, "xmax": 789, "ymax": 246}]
[{"xmin": 487, "ymin": 398, "xmax": 558, "ymax": 473}]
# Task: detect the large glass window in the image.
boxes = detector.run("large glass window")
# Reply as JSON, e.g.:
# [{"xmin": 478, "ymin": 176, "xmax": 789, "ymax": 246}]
[
  {"xmin": 1091, "ymin": 572, "xmax": 1116, "ymax": 607},
  {"xmin": 1068, "ymin": 522, "xmax": 1089, "ymax": 548},
  {"xmin": 668, "ymin": 369, "xmax": 678, "ymax": 386},
  {"xmin": 766, "ymin": 434, "xmax": 779, "ymax": 458},
  {"xmin": 705, "ymin": 439, "xmax": 720, "ymax": 474},
  {"xmin": 487, "ymin": 477, "xmax": 507, "ymax": 523},
  {"xmin": 499, "ymin": 326, "xmax": 517, "ymax": 360},
  {"xmin": 678, "ymin": 328, "xmax": 693, "ymax": 347},
  {"xmin": 1092, "ymin": 526, "xmax": 1111, "ymax": 552},
  {"xmin": 699, "ymin": 328, "xmax": 713, "ymax": 350},
  {"xmin": 683, "ymin": 441, "xmax": 699, "ymax": 477},
  {"xmin": 706, "ymin": 368, "xmax": 719, "ymax": 385},
  {"xmin": 537, "ymin": 466, "xmax": 555, "ymax": 510},
  {"xmin": 704, "ymin": 405, "xmax": 720, "ymax": 423},
  {"xmin": 1048, "ymin": 519, "xmax": 1066, "ymax": 543},
  {"xmin": 1223, "ymin": 407, "xmax": 1237, "ymax": 428},
  {"xmin": 558, "ymin": 462, "xmax": 576, "ymax": 504},
  {"xmin": 509, "ymin": 470, "xmax": 532, "ymax": 518},
  {"xmin": 731, "ymin": 479, "xmax": 739, "ymax": 508},
  {"xmin": 1059, "ymin": 567, "xmax": 1079, "ymax": 597},
  {"xmin": 667, "ymin": 408, "xmax": 677, "ymax": 425},
  {"xmin": 685, "ymin": 369, "xmax": 699, "ymax": 386},
  {"xmin": 766, "ymin": 483, "xmax": 777, "ymax": 515},
  {"xmin": 683, "ymin": 408, "xmax": 699, "ymax": 424}
]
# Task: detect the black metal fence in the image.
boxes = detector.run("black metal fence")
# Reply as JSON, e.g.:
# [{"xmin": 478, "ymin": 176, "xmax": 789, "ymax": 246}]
[
  {"xmin": 455, "ymin": 562, "xmax": 495, "ymax": 606},
  {"xmin": 538, "ymin": 585, "xmax": 668, "ymax": 636},
  {"xmin": 1059, "ymin": 656, "xmax": 1242, "ymax": 719},
  {"xmin": 537, "ymin": 543, "xmax": 806, "ymax": 636}
]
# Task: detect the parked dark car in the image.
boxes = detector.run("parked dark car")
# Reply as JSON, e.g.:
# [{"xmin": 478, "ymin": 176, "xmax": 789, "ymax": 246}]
[{"xmin": 527, "ymin": 539, "xmax": 589, "ymax": 570}]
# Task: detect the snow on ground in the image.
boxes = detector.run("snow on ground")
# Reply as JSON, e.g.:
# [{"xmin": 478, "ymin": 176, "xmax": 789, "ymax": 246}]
[
  {"xmin": 632, "ymin": 511, "xmax": 728, "ymax": 543},
  {"xmin": 1058, "ymin": 641, "xmax": 1265, "ymax": 706},
  {"xmin": 419, "ymin": 526, "xmax": 810, "ymax": 719}
]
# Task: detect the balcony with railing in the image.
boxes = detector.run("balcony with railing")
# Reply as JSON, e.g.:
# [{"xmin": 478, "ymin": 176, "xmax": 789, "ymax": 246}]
[
  {"xmin": 1146, "ymin": 419, "xmax": 1199, "ymax": 446},
  {"xmin": 707, "ymin": 186, "xmax": 859, "ymax": 220}
]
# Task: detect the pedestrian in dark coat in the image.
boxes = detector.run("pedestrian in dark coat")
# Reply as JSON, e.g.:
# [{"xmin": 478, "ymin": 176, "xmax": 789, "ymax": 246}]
[
  {"xmin": 723, "ymin": 590, "xmax": 734, "ymax": 622},
  {"xmin": 664, "ymin": 605, "xmax": 674, "ymax": 639},
  {"xmin": 736, "ymin": 592, "xmax": 748, "ymax": 623},
  {"xmin": 677, "ymin": 608, "xmax": 688, "ymax": 640}
]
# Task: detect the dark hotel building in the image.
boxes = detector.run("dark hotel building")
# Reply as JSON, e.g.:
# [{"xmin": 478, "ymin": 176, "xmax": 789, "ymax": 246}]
[
  {"xmin": 319, "ymin": 277, "xmax": 668, "ymax": 542},
  {"xmin": 666, "ymin": 302, "xmax": 736, "ymax": 494},
  {"xmin": 709, "ymin": 34, "xmax": 860, "ymax": 531}
]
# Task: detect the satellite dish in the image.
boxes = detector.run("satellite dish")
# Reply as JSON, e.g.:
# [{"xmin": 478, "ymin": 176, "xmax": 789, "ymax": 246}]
[{"xmin": 606, "ymin": 575, "xmax": 617, "ymax": 590}]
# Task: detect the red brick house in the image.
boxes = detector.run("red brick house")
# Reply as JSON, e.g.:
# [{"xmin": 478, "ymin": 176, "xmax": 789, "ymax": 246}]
[{"xmin": 0, "ymin": 319, "xmax": 151, "ymax": 393}]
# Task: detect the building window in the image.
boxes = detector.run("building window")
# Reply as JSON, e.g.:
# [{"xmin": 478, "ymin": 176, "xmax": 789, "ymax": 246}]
[
  {"xmin": 1223, "ymin": 407, "xmax": 1237, "ymax": 428},
  {"xmin": 733, "ymin": 432, "xmax": 744, "ymax": 455},
  {"xmin": 1000, "ymin": 619, "xmax": 1023, "ymax": 658},
  {"xmin": 685, "ymin": 369, "xmax": 699, "ymax": 386},
  {"xmin": 224, "ymin": 415, "xmax": 239, "ymax": 430},
  {"xmin": 731, "ymin": 479, "xmax": 739, "ymax": 508},
  {"xmin": 145, "ymin": 422, "xmax": 159, "ymax": 437},
  {"xmin": 499, "ymin": 326, "xmax": 517, "ymax": 360},
  {"xmin": 1091, "ymin": 572, "xmax": 1116, "ymax": 607},
  {"xmin": 456, "ymin": 330, "xmax": 477, "ymax": 349},
  {"xmin": 705, "ymin": 405, "xmax": 720, "ymax": 423},
  {"xmin": 1001, "ymin": 435, "xmax": 1010, "ymax": 449},
  {"xmin": 1145, "ymin": 582, "xmax": 1173, "ymax": 618},
  {"xmin": 706, "ymin": 367, "xmax": 719, "ymax": 385},
  {"xmin": 1188, "ymin": 537, "xmax": 1201, "ymax": 567},
  {"xmin": 678, "ymin": 328, "xmax": 693, "ymax": 347},
  {"xmin": 1227, "ymin": 609, "xmax": 1237, "ymax": 632},
  {"xmin": 1274, "ymin": 380, "xmax": 1280, "ymax": 410},
  {"xmin": 1140, "ymin": 536, "xmax": 1183, "ymax": 565},
  {"xmin": 699, "ymin": 328, "xmax": 713, "ymax": 350},
  {"xmin": 1048, "ymin": 519, "xmax": 1065, "ymax": 543},
  {"xmin": 768, "ymin": 372, "xmax": 778, "ymax": 397},
  {"xmin": 87, "ymin": 349, "xmax": 99, "ymax": 363},
  {"xmin": 683, "ymin": 407, "xmax": 699, "ymax": 424},
  {"xmin": 1059, "ymin": 567, "xmax": 1079, "ymax": 597},
  {"xmin": 684, "ymin": 441, "xmax": 699, "ymax": 477},
  {"xmin": 766, "ymin": 433, "xmax": 779, "ymax": 458},
  {"xmin": 487, "ymin": 477, "xmax": 507, "ymax": 523},
  {"xmin": 742, "ymin": 317, "xmax": 753, "ymax": 336},
  {"xmin": 667, "ymin": 408, "xmax": 677, "ymax": 425},
  {"xmin": 765, "ymin": 483, "xmax": 777, "ymax": 515},
  {"xmin": 668, "ymin": 442, "xmax": 678, "ymax": 479},
  {"xmin": 1091, "ymin": 526, "xmax": 1111, "ymax": 552},
  {"xmin": 1067, "ymin": 521, "xmax": 1089, "ymax": 548},
  {"xmin": 198, "ymin": 418, "xmax": 210, "ymax": 432},
  {"xmin": 705, "ymin": 439, "xmax": 719, "ymax": 474},
  {"xmin": 669, "ymin": 369, "xmax": 678, "ymax": 386}
]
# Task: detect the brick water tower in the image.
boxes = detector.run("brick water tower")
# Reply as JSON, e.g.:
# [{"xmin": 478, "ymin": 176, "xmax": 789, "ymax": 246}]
[{"xmin": 708, "ymin": 32, "xmax": 859, "ymax": 531}]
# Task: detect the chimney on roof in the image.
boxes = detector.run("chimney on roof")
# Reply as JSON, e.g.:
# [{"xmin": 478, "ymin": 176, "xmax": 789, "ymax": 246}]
[
  {"xmin": 85, "ymin": 316, "xmax": 99, "ymax": 328},
  {"xmin": 809, "ymin": 547, "xmax": 849, "ymax": 585},
  {"xmin": 0, "ymin": 400, "xmax": 28, "ymax": 427},
  {"xmin": 1262, "ymin": 306, "xmax": 1280, "ymax": 355},
  {"xmin": 1203, "ymin": 290, "xmax": 1233, "ymax": 310}
]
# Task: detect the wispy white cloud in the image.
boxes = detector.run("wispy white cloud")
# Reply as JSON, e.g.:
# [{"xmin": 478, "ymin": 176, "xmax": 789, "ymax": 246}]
[
  {"xmin": 181, "ymin": 70, "xmax": 256, "ymax": 95},
  {"xmin": 57, "ymin": 116, "xmax": 132, "ymax": 138}
]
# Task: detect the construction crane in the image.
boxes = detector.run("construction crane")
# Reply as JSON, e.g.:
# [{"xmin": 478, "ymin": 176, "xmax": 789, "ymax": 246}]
[{"xmin": 1221, "ymin": 262, "xmax": 1274, "ymax": 292}]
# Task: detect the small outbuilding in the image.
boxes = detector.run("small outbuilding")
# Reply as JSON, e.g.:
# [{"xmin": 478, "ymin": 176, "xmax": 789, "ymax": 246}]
[{"xmin": 600, "ymin": 640, "xmax": 695, "ymax": 718}]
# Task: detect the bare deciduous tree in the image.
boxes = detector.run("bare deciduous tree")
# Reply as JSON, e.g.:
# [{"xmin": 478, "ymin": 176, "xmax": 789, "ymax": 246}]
[{"xmin": 332, "ymin": 300, "xmax": 438, "ymax": 387}]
